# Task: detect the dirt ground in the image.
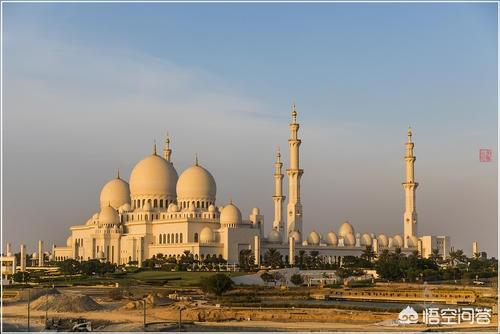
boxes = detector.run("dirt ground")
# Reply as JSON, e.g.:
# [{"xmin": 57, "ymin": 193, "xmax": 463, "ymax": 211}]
[{"xmin": 3, "ymin": 298, "xmax": 498, "ymax": 332}]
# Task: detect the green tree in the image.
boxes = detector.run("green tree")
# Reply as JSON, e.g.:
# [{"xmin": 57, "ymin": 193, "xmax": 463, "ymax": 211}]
[
  {"xmin": 290, "ymin": 273, "xmax": 304, "ymax": 286},
  {"xmin": 12, "ymin": 271, "xmax": 30, "ymax": 283},
  {"xmin": 448, "ymin": 249, "xmax": 467, "ymax": 268},
  {"xmin": 360, "ymin": 246, "xmax": 377, "ymax": 263},
  {"xmin": 238, "ymin": 249, "xmax": 255, "ymax": 272},
  {"xmin": 263, "ymin": 248, "xmax": 283, "ymax": 268},
  {"xmin": 59, "ymin": 259, "xmax": 81, "ymax": 276},
  {"xmin": 200, "ymin": 273, "xmax": 234, "ymax": 296}
]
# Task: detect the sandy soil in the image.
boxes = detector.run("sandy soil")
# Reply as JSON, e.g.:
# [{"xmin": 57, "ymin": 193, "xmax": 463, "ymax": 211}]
[{"xmin": 2, "ymin": 294, "xmax": 498, "ymax": 332}]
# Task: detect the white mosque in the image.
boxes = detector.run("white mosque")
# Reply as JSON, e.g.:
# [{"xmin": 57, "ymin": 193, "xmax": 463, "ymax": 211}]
[{"xmin": 5, "ymin": 105, "xmax": 453, "ymax": 272}]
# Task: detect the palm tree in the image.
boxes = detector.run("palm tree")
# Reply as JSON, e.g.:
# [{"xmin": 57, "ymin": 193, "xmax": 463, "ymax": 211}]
[
  {"xmin": 263, "ymin": 248, "xmax": 283, "ymax": 269},
  {"xmin": 296, "ymin": 250, "xmax": 306, "ymax": 269},
  {"xmin": 309, "ymin": 251, "xmax": 321, "ymax": 269},
  {"xmin": 361, "ymin": 246, "xmax": 377, "ymax": 262},
  {"xmin": 448, "ymin": 249, "xmax": 467, "ymax": 268},
  {"xmin": 429, "ymin": 248, "xmax": 441, "ymax": 263},
  {"xmin": 238, "ymin": 249, "xmax": 255, "ymax": 271}
]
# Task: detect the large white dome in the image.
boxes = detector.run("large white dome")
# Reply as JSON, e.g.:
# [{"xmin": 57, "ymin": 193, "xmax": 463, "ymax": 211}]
[
  {"xmin": 392, "ymin": 235, "xmax": 404, "ymax": 248},
  {"xmin": 307, "ymin": 231, "xmax": 321, "ymax": 246},
  {"xmin": 129, "ymin": 154, "xmax": 178, "ymax": 198},
  {"xmin": 200, "ymin": 226, "xmax": 213, "ymax": 243},
  {"xmin": 220, "ymin": 202, "xmax": 242, "ymax": 226},
  {"xmin": 377, "ymin": 234, "xmax": 389, "ymax": 247},
  {"xmin": 100, "ymin": 176, "xmax": 130, "ymax": 209},
  {"xmin": 99, "ymin": 205, "xmax": 120, "ymax": 225},
  {"xmin": 289, "ymin": 230, "xmax": 301, "ymax": 243},
  {"xmin": 176, "ymin": 163, "xmax": 216, "ymax": 203},
  {"xmin": 361, "ymin": 233, "xmax": 373, "ymax": 246},
  {"xmin": 339, "ymin": 221, "xmax": 354, "ymax": 237},
  {"xmin": 326, "ymin": 232, "xmax": 338, "ymax": 246},
  {"xmin": 267, "ymin": 229, "xmax": 282, "ymax": 243},
  {"xmin": 343, "ymin": 233, "xmax": 356, "ymax": 246}
]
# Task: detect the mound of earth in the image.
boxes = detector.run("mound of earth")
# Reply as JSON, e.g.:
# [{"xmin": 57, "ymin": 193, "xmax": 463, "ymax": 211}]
[
  {"xmin": 11, "ymin": 288, "xmax": 60, "ymax": 303},
  {"xmin": 31, "ymin": 294, "xmax": 103, "ymax": 312},
  {"xmin": 121, "ymin": 293, "xmax": 173, "ymax": 310}
]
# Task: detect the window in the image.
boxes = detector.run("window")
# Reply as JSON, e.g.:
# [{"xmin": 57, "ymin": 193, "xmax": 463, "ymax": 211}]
[
  {"xmin": 180, "ymin": 234, "xmax": 183, "ymax": 243},
  {"xmin": 154, "ymin": 199, "xmax": 158, "ymax": 207},
  {"xmin": 175, "ymin": 233, "xmax": 179, "ymax": 243},
  {"xmin": 160, "ymin": 200, "xmax": 163, "ymax": 208},
  {"xmin": 194, "ymin": 233, "xmax": 199, "ymax": 242},
  {"xmin": 167, "ymin": 234, "xmax": 170, "ymax": 243}
]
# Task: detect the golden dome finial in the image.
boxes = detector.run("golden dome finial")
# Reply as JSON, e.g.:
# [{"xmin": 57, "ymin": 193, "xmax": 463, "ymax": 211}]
[
  {"xmin": 116, "ymin": 168, "xmax": 120, "ymax": 179},
  {"xmin": 165, "ymin": 132, "xmax": 170, "ymax": 146},
  {"xmin": 153, "ymin": 139, "xmax": 157, "ymax": 155},
  {"xmin": 291, "ymin": 102, "xmax": 297, "ymax": 122},
  {"xmin": 194, "ymin": 153, "xmax": 199, "ymax": 166}
]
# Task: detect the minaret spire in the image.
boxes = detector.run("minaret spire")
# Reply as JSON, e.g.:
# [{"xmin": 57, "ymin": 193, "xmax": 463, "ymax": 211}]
[
  {"xmin": 286, "ymin": 103, "xmax": 304, "ymax": 242},
  {"xmin": 273, "ymin": 147, "xmax": 286, "ymax": 241},
  {"xmin": 163, "ymin": 132, "xmax": 172, "ymax": 162},
  {"xmin": 403, "ymin": 125, "xmax": 418, "ymax": 247}
]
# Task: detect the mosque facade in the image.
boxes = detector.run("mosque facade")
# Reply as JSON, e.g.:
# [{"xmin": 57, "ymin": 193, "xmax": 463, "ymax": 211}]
[{"xmin": 48, "ymin": 106, "xmax": 449, "ymax": 266}]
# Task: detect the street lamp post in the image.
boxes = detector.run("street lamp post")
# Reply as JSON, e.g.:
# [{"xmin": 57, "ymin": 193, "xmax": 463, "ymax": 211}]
[
  {"xmin": 27, "ymin": 288, "xmax": 31, "ymax": 332},
  {"xmin": 143, "ymin": 299, "xmax": 147, "ymax": 331}
]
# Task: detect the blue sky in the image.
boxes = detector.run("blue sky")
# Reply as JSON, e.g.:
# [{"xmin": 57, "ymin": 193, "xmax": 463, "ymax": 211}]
[{"xmin": 3, "ymin": 2, "xmax": 498, "ymax": 255}]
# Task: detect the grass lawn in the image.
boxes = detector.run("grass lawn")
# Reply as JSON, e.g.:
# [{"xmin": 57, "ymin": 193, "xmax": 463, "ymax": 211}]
[{"xmin": 128, "ymin": 270, "xmax": 249, "ymax": 287}]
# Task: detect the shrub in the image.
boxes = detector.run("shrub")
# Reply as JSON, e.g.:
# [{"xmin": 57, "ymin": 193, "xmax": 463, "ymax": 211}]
[
  {"xmin": 200, "ymin": 273, "xmax": 234, "ymax": 296},
  {"xmin": 290, "ymin": 274, "xmax": 304, "ymax": 286}
]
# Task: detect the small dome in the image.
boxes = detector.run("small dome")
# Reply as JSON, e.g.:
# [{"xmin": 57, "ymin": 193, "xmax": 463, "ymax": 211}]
[
  {"xmin": 99, "ymin": 176, "xmax": 130, "ymax": 209},
  {"xmin": 220, "ymin": 202, "xmax": 242, "ymax": 226},
  {"xmin": 361, "ymin": 233, "xmax": 373, "ymax": 246},
  {"xmin": 167, "ymin": 203, "xmax": 179, "ymax": 212},
  {"xmin": 176, "ymin": 163, "xmax": 216, "ymax": 202},
  {"xmin": 326, "ymin": 232, "xmax": 338, "ymax": 246},
  {"xmin": 143, "ymin": 201, "xmax": 152, "ymax": 211},
  {"xmin": 66, "ymin": 237, "xmax": 72, "ymax": 247},
  {"xmin": 32, "ymin": 252, "xmax": 38, "ymax": 258},
  {"xmin": 339, "ymin": 221, "xmax": 355, "ymax": 237},
  {"xmin": 92, "ymin": 212, "xmax": 99, "ymax": 220},
  {"xmin": 377, "ymin": 234, "xmax": 389, "ymax": 247},
  {"xmin": 99, "ymin": 205, "xmax": 120, "ymax": 225},
  {"xmin": 307, "ymin": 231, "xmax": 321, "ymax": 245},
  {"xmin": 392, "ymin": 235, "xmax": 403, "ymax": 248},
  {"xmin": 343, "ymin": 233, "xmax": 356, "ymax": 246},
  {"xmin": 289, "ymin": 230, "xmax": 301, "ymax": 243},
  {"xmin": 200, "ymin": 226, "xmax": 213, "ymax": 243},
  {"xmin": 251, "ymin": 207, "xmax": 260, "ymax": 215},
  {"xmin": 208, "ymin": 204, "xmax": 216, "ymax": 212},
  {"xmin": 268, "ymin": 229, "xmax": 282, "ymax": 243},
  {"xmin": 120, "ymin": 203, "xmax": 131, "ymax": 212},
  {"xmin": 407, "ymin": 235, "xmax": 419, "ymax": 247},
  {"xmin": 130, "ymin": 154, "xmax": 178, "ymax": 199}
]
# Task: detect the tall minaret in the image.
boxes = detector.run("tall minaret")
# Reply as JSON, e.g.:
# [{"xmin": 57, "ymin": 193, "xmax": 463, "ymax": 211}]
[
  {"xmin": 286, "ymin": 103, "xmax": 304, "ymax": 241},
  {"xmin": 403, "ymin": 126, "xmax": 418, "ymax": 247},
  {"xmin": 163, "ymin": 133, "xmax": 172, "ymax": 162},
  {"xmin": 272, "ymin": 148, "xmax": 286, "ymax": 238}
]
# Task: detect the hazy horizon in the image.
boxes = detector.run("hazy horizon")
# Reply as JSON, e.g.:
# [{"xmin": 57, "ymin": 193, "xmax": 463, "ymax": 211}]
[{"xmin": 2, "ymin": 3, "xmax": 497, "ymax": 256}]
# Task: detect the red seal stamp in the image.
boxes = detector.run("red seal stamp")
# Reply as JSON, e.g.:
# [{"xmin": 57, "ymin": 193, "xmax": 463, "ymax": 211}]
[{"xmin": 479, "ymin": 149, "xmax": 492, "ymax": 162}]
